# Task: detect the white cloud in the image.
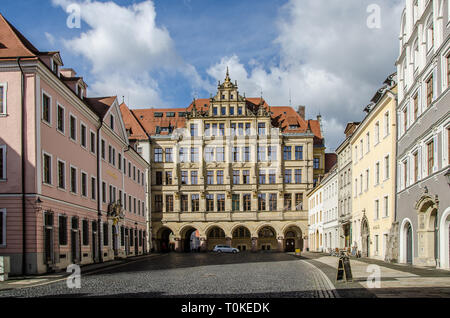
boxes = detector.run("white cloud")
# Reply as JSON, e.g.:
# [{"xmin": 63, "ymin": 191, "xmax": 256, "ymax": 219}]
[
  {"xmin": 207, "ymin": 0, "xmax": 403, "ymax": 151},
  {"xmin": 44, "ymin": 32, "xmax": 56, "ymax": 46},
  {"xmin": 52, "ymin": 0, "xmax": 205, "ymax": 106}
]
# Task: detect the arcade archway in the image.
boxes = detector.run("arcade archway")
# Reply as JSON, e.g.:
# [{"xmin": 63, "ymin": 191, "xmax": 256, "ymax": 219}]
[
  {"xmin": 257, "ymin": 226, "xmax": 277, "ymax": 251},
  {"xmin": 232, "ymin": 226, "xmax": 251, "ymax": 252},
  {"xmin": 207, "ymin": 226, "xmax": 226, "ymax": 251}
]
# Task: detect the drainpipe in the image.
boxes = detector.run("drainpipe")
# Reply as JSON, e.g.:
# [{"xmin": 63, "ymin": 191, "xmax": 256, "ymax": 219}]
[
  {"xmin": 97, "ymin": 120, "xmax": 104, "ymax": 264},
  {"xmin": 17, "ymin": 58, "xmax": 27, "ymax": 275}
]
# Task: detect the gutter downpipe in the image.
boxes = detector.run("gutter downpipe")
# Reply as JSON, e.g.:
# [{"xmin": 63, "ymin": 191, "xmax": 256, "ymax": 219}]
[
  {"xmin": 97, "ymin": 120, "xmax": 104, "ymax": 264},
  {"xmin": 17, "ymin": 57, "xmax": 27, "ymax": 275}
]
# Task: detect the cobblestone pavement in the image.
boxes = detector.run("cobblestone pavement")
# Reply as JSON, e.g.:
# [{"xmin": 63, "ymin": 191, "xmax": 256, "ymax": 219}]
[
  {"xmin": 0, "ymin": 253, "xmax": 337, "ymax": 298},
  {"xmin": 301, "ymin": 252, "xmax": 450, "ymax": 298}
]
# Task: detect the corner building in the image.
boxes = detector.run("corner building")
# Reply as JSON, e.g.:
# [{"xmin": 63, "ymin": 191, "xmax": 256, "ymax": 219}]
[
  {"xmin": 0, "ymin": 14, "xmax": 149, "ymax": 275},
  {"xmin": 123, "ymin": 71, "xmax": 325, "ymax": 253}
]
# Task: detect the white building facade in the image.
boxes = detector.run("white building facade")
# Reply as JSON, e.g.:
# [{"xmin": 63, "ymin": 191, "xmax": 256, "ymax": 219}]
[
  {"xmin": 307, "ymin": 184, "xmax": 324, "ymax": 252},
  {"xmin": 322, "ymin": 166, "xmax": 339, "ymax": 252}
]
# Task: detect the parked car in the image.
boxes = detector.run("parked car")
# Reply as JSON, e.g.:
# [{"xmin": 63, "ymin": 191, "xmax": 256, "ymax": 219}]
[{"xmin": 213, "ymin": 245, "xmax": 240, "ymax": 254}]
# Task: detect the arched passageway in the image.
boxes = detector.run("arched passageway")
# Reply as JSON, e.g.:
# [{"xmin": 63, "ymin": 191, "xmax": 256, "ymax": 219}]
[
  {"xmin": 207, "ymin": 226, "xmax": 227, "ymax": 251},
  {"xmin": 157, "ymin": 227, "xmax": 175, "ymax": 253},
  {"xmin": 232, "ymin": 226, "xmax": 251, "ymax": 252},
  {"xmin": 284, "ymin": 226, "xmax": 303, "ymax": 252},
  {"xmin": 258, "ymin": 226, "xmax": 277, "ymax": 251},
  {"xmin": 181, "ymin": 227, "xmax": 200, "ymax": 253},
  {"xmin": 361, "ymin": 218, "xmax": 370, "ymax": 258}
]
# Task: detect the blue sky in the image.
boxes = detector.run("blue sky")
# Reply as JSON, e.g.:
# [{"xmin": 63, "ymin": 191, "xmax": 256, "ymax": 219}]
[{"xmin": 1, "ymin": 0, "xmax": 404, "ymax": 151}]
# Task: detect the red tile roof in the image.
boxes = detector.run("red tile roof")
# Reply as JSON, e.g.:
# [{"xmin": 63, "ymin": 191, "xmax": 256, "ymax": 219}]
[
  {"xmin": 120, "ymin": 103, "xmax": 148, "ymax": 140},
  {"xmin": 325, "ymin": 153, "xmax": 337, "ymax": 173},
  {"xmin": 129, "ymin": 98, "xmax": 324, "ymax": 143},
  {"xmin": 0, "ymin": 13, "xmax": 39, "ymax": 58},
  {"xmin": 85, "ymin": 96, "xmax": 117, "ymax": 119}
]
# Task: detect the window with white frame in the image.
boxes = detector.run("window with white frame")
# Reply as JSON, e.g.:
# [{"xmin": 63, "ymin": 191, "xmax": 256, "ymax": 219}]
[
  {"xmin": 70, "ymin": 166, "xmax": 77, "ymax": 194},
  {"xmin": 403, "ymin": 160, "xmax": 408, "ymax": 189},
  {"xmin": 43, "ymin": 152, "xmax": 52, "ymax": 185},
  {"xmin": 0, "ymin": 83, "xmax": 7, "ymax": 115},
  {"xmin": 0, "ymin": 145, "xmax": 6, "ymax": 180},
  {"xmin": 426, "ymin": 16, "xmax": 434, "ymax": 52},
  {"xmin": 375, "ymin": 199, "xmax": 380, "ymax": 220},
  {"xmin": 413, "ymin": 38, "xmax": 419, "ymax": 72},
  {"xmin": 42, "ymin": 92, "xmax": 51, "ymax": 124},
  {"xmin": 0, "ymin": 208, "xmax": 5, "ymax": 246},
  {"xmin": 81, "ymin": 172, "xmax": 87, "ymax": 197},
  {"xmin": 90, "ymin": 131, "xmax": 96, "ymax": 154},
  {"xmin": 384, "ymin": 196, "xmax": 389, "ymax": 217},
  {"xmin": 384, "ymin": 155, "xmax": 390, "ymax": 180},
  {"xmin": 375, "ymin": 121, "xmax": 380, "ymax": 144},
  {"xmin": 57, "ymin": 159, "xmax": 65, "ymax": 189},
  {"xmin": 91, "ymin": 176, "xmax": 96, "ymax": 200},
  {"xmin": 69, "ymin": 114, "xmax": 77, "ymax": 141},
  {"xmin": 384, "ymin": 111, "xmax": 390, "ymax": 137},
  {"xmin": 57, "ymin": 104, "xmax": 65, "ymax": 133},
  {"xmin": 80, "ymin": 123, "xmax": 87, "ymax": 148}
]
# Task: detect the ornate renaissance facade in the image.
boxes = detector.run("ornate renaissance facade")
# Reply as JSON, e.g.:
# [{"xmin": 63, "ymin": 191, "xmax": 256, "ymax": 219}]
[
  {"xmin": 395, "ymin": 0, "xmax": 450, "ymax": 268},
  {"xmin": 121, "ymin": 71, "xmax": 325, "ymax": 253}
]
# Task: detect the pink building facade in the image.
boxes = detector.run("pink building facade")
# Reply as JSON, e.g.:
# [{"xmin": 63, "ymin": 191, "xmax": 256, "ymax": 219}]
[{"xmin": 0, "ymin": 14, "xmax": 149, "ymax": 275}]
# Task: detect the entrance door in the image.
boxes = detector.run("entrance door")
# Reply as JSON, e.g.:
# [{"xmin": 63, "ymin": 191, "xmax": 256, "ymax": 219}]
[
  {"xmin": 135, "ymin": 231, "xmax": 139, "ymax": 255},
  {"xmin": 92, "ymin": 222, "xmax": 98, "ymax": 262},
  {"xmin": 112, "ymin": 226, "xmax": 118, "ymax": 256},
  {"xmin": 71, "ymin": 230, "xmax": 79, "ymax": 264},
  {"xmin": 406, "ymin": 223, "xmax": 413, "ymax": 264},
  {"xmin": 285, "ymin": 239, "xmax": 295, "ymax": 252},
  {"xmin": 44, "ymin": 227, "xmax": 54, "ymax": 264}
]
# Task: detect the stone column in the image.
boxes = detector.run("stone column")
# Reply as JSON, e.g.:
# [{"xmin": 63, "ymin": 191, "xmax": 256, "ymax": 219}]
[
  {"xmin": 174, "ymin": 238, "xmax": 182, "ymax": 252},
  {"xmin": 251, "ymin": 237, "xmax": 258, "ymax": 252},
  {"xmin": 277, "ymin": 237, "xmax": 284, "ymax": 252},
  {"xmin": 226, "ymin": 237, "xmax": 232, "ymax": 247},
  {"xmin": 200, "ymin": 237, "xmax": 208, "ymax": 252}
]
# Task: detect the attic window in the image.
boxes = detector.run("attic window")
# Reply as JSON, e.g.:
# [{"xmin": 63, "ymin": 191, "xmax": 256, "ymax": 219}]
[
  {"xmin": 166, "ymin": 112, "xmax": 175, "ymax": 117},
  {"xmin": 154, "ymin": 112, "xmax": 163, "ymax": 118},
  {"xmin": 178, "ymin": 112, "xmax": 186, "ymax": 117},
  {"xmin": 289, "ymin": 125, "xmax": 299, "ymax": 130},
  {"xmin": 160, "ymin": 127, "xmax": 169, "ymax": 132},
  {"xmin": 0, "ymin": 42, "xmax": 6, "ymax": 49}
]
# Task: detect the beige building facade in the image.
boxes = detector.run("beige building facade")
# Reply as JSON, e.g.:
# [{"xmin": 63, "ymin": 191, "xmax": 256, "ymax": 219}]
[
  {"xmin": 351, "ymin": 75, "xmax": 398, "ymax": 260},
  {"xmin": 122, "ymin": 72, "xmax": 326, "ymax": 253}
]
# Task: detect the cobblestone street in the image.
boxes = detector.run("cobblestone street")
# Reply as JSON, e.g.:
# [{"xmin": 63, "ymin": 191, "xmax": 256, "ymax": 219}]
[{"xmin": 0, "ymin": 253, "xmax": 337, "ymax": 298}]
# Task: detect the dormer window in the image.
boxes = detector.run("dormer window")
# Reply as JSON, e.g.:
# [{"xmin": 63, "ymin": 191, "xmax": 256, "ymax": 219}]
[
  {"xmin": 230, "ymin": 94, "xmax": 234, "ymax": 99},
  {"xmin": 154, "ymin": 112, "xmax": 163, "ymax": 118},
  {"xmin": 51, "ymin": 59, "xmax": 58, "ymax": 74},
  {"xmin": 289, "ymin": 125, "xmax": 299, "ymax": 130},
  {"xmin": 221, "ymin": 94, "xmax": 225, "ymax": 100}
]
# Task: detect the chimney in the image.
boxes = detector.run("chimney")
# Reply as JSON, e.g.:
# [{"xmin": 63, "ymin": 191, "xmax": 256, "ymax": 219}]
[
  {"xmin": 297, "ymin": 105, "xmax": 305, "ymax": 119},
  {"xmin": 60, "ymin": 68, "xmax": 77, "ymax": 78}
]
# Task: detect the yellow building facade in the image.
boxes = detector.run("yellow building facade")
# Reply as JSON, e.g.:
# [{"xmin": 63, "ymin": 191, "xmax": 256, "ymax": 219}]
[{"xmin": 351, "ymin": 75, "xmax": 397, "ymax": 260}]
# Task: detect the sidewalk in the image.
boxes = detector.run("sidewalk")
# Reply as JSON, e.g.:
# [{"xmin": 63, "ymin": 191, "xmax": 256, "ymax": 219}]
[
  {"xmin": 301, "ymin": 252, "xmax": 450, "ymax": 298},
  {"xmin": 0, "ymin": 253, "xmax": 163, "ymax": 291}
]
